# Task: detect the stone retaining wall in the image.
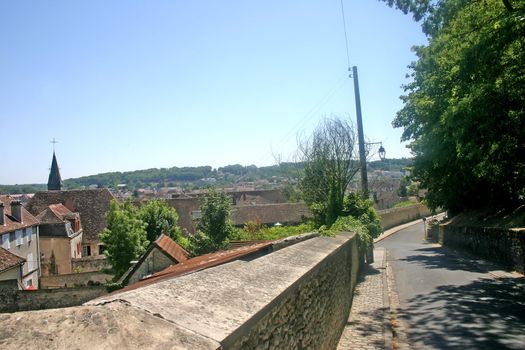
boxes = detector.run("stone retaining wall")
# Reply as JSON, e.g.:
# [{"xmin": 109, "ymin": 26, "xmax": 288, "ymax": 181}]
[
  {"xmin": 439, "ymin": 223, "xmax": 525, "ymax": 273},
  {"xmin": 0, "ymin": 285, "xmax": 107, "ymax": 313},
  {"xmin": 225, "ymin": 233, "xmax": 359, "ymax": 349},
  {"xmin": 378, "ymin": 204, "xmax": 432, "ymax": 230},
  {"xmin": 1, "ymin": 233, "xmax": 361, "ymax": 349},
  {"xmin": 40, "ymin": 271, "xmax": 113, "ymax": 289}
]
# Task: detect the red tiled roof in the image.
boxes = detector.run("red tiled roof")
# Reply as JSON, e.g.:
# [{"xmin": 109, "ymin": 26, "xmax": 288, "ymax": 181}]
[
  {"xmin": 0, "ymin": 247, "xmax": 25, "ymax": 273},
  {"xmin": 116, "ymin": 241, "xmax": 273, "ymax": 294},
  {"xmin": 0, "ymin": 196, "xmax": 39, "ymax": 235},
  {"xmin": 48, "ymin": 204, "xmax": 73, "ymax": 220},
  {"xmin": 36, "ymin": 204, "xmax": 74, "ymax": 225},
  {"xmin": 27, "ymin": 189, "xmax": 115, "ymax": 243},
  {"xmin": 155, "ymin": 234, "xmax": 189, "ymax": 263}
]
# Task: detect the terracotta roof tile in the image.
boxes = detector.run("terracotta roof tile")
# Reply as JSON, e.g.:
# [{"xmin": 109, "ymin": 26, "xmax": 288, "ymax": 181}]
[
  {"xmin": 27, "ymin": 189, "xmax": 115, "ymax": 243},
  {"xmin": 0, "ymin": 196, "xmax": 39, "ymax": 235},
  {"xmin": 0, "ymin": 247, "xmax": 25, "ymax": 273},
  {"xmin": 155, "ymin": 234, "xmax": 189, "ymax": 263}
]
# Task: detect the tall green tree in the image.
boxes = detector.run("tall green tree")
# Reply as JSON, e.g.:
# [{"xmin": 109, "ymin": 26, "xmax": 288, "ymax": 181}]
[
  {"xmin": 139, "ymin": 199, "xmax": 185, "ymax": 244},
  {"xmin": 188, "ymin": 188, "xmax": 236, "ymax": 255},
  {"xmin": 383, "ymin": 0, "xmax": 525, "ymax": 213},
  {"xmin": 299, "ymin": 117, "xmax": 361, "ymax": 226},
  {"xmin": 99, "ymin": 200, "xmax": 148, "ymax": 278}
]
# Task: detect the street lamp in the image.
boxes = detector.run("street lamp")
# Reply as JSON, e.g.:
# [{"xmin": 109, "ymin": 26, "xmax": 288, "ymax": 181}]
[{"xmin": 378, "ymin": 143, "xmax": 386, "ymax": 161}]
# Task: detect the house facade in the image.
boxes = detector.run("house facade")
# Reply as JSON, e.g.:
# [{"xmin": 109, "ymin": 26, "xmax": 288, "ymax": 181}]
[
  {"xmin": 27, "ymin": 188, "xmax": 115, "ymax": 261},
  {"xmin": 0, "ymin": 196, "xmax": 40, "ymax": 289},
  {"xmin": 36, "ymin": 204, "xmax": 83, "ymax": 275}
]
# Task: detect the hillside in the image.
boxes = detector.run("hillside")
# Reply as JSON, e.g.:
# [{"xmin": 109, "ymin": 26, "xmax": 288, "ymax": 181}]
[{"xmin": 1, "ymin": 158, "xmax": 412, "ymax": 194}]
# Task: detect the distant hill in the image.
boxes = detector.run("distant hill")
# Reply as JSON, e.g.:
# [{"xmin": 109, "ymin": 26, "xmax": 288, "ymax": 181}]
[{"xmin": 1, "ymin": 158, "xmax": 412, "ymax": 194}]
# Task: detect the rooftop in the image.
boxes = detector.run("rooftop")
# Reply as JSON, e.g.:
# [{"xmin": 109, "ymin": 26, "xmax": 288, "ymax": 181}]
[
  {"xmin": 0, "ymin": 247, "xmax": 25, "ymax": 273},
  {"xmin": 27, "ymin": 189, "xmax": 115, "ymax": 243},
  {"xmin": 0, "ymin": 196, "xmax": 39, "ymax": 235}
]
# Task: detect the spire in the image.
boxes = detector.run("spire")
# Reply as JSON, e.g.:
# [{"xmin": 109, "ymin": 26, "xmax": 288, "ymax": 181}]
[{"xmin": 48, "ymin": 151, "xmax": 63, "ymax": 191}]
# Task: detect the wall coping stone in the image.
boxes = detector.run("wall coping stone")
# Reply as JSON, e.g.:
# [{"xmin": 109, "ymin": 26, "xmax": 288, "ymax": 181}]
[{"xmin": 87, "ymin": 233, "xmax": 354, "ymax": 344}]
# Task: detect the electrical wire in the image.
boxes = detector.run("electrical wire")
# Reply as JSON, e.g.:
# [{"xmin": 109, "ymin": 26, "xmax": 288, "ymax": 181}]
[{"xmin": 340, "ymin": 0, "xmax": 351, "ymax": 69}]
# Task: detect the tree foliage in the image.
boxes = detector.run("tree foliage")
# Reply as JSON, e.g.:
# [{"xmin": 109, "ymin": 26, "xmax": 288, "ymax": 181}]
[
  {"xmin": 342, "ymin": 192, "xmax": 383, "ymax": 239},
  {"xmin": 99, "ymin": 200, "xmax": 148, "ymax": 278},
  {"xmin": 139, "ymin": 199, "xmax": 186, "ymax": 244},
  {"xmin": 100, "ymin": 199, "xmax": 187, "ymax": 278},
  {"xmin": 299, "ymin": 117, "xmax": 360, "ymax": 226},
  {"xmin": 187, "ymin": 188, "xmax": 235, "ymax": 255},
  {"xmin": 384, "ymin": 0, "xmax": 525, "ymax": 213}
]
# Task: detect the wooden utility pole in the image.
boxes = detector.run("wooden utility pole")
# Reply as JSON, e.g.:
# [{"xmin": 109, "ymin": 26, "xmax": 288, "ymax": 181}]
[{"xmin": 352, "ymin": 66, "xmax": 368, "ymax": 195}]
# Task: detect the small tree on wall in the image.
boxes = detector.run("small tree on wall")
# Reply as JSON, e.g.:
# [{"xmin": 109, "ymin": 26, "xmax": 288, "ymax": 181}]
[{"xmin": 298, "ymin": 117, "xmax": 361, "ymax": 226}]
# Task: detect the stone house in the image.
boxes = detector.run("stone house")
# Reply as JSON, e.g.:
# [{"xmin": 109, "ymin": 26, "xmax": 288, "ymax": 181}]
[
  {"xmin": 27, "ymin": 188, "xmax": 115, "ymax": 261},
  {"xmin": 35, "ymin": 204, "xmax": 83, "ymax": 275},
  {"xmin": 0, "ymin": 196, "xmax": 40, "ymax": 289},
  {"xmin": 120, "ymin": 234, "xmax": 189, "ymax": 286}
]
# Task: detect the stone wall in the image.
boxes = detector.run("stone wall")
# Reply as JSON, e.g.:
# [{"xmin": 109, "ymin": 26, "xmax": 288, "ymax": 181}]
[
  {"xmin": 439, "ymin": 223, "xmax": 525, "ymax": 273},
  {"xmin": 378, "ymin": 203, "xmax": 432, "ymax": 230},
  {"xmin": 1, "ymin": 233, "xmax": 362, "ymax": 349},
  {"xmin": 71, "ymin": 255, "xmax": 110, "ymax": 272},
  {"xmin": 225, "ymin": 235, "xmax": 359, "ymax": 349},
  {"xmin": 40, "ymin": 271, "xmax": 113, "ymax": 289},
  {"xmin": 127, "ymin": 247, "xmax": 175, "ymax": 285},
  {"xmin": 0, "ymin": 285, "xmax": 107, "ymax": 313}
]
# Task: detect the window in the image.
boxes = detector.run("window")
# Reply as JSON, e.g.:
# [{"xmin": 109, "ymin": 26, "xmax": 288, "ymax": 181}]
[
  {"xmin": 98, "ymin": 245, "xmax": 106, "ymax": 255},
  {"xmin": 26, "ymin": 227, "xmax": 32, "ymax": 242},
  {"xmin": 27, "ymin": 253, "xmax": 34, "ymax": 271},
  {"xmin": 15, "ymin": 230, "xmax": 23, "ymax": 246},
  {"xmin": 2, "ymin": 234, "xmax": 10, "ymax": 250},
  {"xmin": 25, "ymin": 279, "xmax": 33, "ymax": 288},
  {"xmin": 83, "ymin": 245, "xmax": 91, "ymax": 257}
]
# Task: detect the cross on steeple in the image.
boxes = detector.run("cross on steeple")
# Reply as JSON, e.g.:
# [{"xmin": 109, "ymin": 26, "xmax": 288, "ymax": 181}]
[
  {"xmin": 48, "ymin": 139, "xmax": 63, "ymax": 191},
  {"xmin": 50, "ymin": 138, "xmax": 58, "ymax": 152}
]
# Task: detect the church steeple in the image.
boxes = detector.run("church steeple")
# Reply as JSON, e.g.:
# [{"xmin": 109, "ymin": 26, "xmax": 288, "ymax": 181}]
[{"xmin": 48, "ymin": 151, "xmax": 63, "ymax": 191}]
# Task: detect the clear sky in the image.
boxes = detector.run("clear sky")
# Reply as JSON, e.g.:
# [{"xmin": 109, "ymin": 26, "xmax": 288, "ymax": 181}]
[{"xmin": 0, "ymin": 1, "xmax": 426, "ymax": 185}]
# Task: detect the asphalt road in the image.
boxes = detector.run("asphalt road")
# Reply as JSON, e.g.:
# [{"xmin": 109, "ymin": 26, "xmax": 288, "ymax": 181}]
[{"xmin": 377, "ymin": 222, "xmax": 525, "ymax": 349}]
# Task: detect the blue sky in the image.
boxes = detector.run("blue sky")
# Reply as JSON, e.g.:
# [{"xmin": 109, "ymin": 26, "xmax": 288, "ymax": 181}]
[{"xmin": 0, "ymin": 1, "xmax": 426, "ymax": 185}]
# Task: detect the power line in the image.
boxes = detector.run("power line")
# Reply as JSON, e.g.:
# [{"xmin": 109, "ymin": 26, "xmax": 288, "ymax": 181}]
[
  {"xmin": 340, "ymin": 0, "xmax": 351, "ymax": 69},
  {"xmin": 255, "ymin": 76, "xmax": 348, "ymax": 166}
]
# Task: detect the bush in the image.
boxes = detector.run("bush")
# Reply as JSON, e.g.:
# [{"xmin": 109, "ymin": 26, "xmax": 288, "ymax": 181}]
[
  {"xmin": 105, "ymin": 282, "xmax": 123, "ymax": 293},
  {"xmin": 328, "ymin": 216, "xmax": 372, "ymax": 263},
  {"xmin": 342, "ymin": 192, "xmax": 382, "ymax": 238}
]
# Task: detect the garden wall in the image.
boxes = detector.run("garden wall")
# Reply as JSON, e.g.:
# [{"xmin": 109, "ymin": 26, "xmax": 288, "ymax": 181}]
[
  {"xmin": 378, "ymin": 203, "xmax": 432, "ymax": 230},
  {"xmin": 439, "ymin": 223, "xmax": 525, "ymax": 273},
  {"xmin": 0, "ymin": 284, "xmax": 107, "ymax": 313}
]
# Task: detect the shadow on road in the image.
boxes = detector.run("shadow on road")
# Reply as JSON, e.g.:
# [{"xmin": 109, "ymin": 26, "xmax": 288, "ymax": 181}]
[
  {"xmin": 402, "ymin": 276, "xmax": 525, "ymax": 349},
  {"xmin": 399, "ymin": 246, "xmax": 489, "ymax": 273}
]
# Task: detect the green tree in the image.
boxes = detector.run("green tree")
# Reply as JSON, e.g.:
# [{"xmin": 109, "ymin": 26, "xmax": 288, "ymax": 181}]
[
  {"xmin": 298, "ymin": 117, "xmax": 361, "ymax": 226},
  {"xmin": 139, "ymin": 199, "xmax": 186, "ymax": 245},
  {"xmin": 397, "ymin": 176, "xmax": 410, "ymax": 197},
  {"xmin": 383, "ymin": 0, "xmax": 525, "ymax": 213},
  {"xmin": 342, "ymin": 192, "xmax": 382, "ymax": 239},
  {"xmin": 188, "ymin": 188, "xmax": 235, "ymax": 255},
  {"xmin": 99, "ymin": 200, "xmax": 148, "ymax": 278}
]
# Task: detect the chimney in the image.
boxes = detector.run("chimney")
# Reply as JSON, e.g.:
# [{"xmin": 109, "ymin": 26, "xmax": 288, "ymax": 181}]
[
  {"xmin": 0, "ymin": 202, "xmax": 4, "ymax": 225},
  {"xmin": 11, "ymin": 200, "xmax": 23, "ymax": 223}
]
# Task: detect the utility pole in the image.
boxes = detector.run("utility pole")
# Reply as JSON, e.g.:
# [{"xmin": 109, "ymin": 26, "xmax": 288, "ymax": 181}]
[{"xmin": 351, "ymin": 66, "xmax": 368, "ymax": 196}]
